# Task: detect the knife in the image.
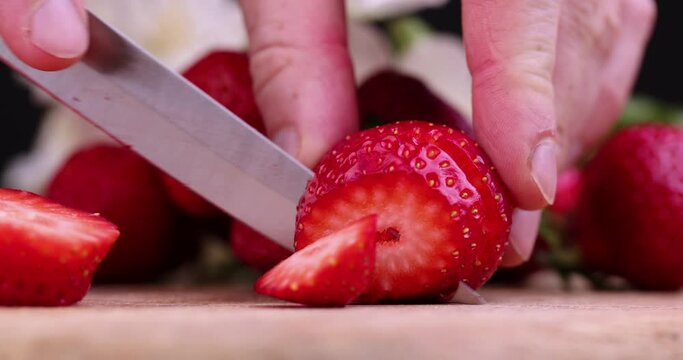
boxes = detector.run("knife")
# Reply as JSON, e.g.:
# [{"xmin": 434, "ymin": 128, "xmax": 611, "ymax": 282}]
[{"xmin": 0, "ymin": 12, "xmax": 483, "ymax": 304}]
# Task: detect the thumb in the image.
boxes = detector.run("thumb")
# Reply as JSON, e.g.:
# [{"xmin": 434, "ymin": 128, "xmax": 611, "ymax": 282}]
[
  {"xmin": 463, "ymin": 0, "xmax": 560, "ymax": 210},
  {"xmin": 0, "ymin": 0, "xmax": 88, "ymax": 71},
  {"xmin": 463, "ymin": 0, "xmax": 561, "ymax": 266},
  {"xmin": 239, "ymin": 0, "xmax": 357, "ymax": 168}
]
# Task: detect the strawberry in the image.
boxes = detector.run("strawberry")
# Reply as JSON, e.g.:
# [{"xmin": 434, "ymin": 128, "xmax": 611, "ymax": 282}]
[
  {"xmin": 549, "ymin": 167, "xmax": 584, "ymax": 215},
  {"xmin": 183, "ymin": 51, "xmax": 263, "ymax": 131},
  {"xmin": 162, "ymin": 51, "xmax": 263, "ymax": 216},
  {"xmin": 255, "ymin": 215, "xmax": 377, "ymax": 307},
  {"xmin": 0, "ymin": 189, "xmax": 119, "ymax": 306},
  {"xmin": 173, "ymin": 50, "xmax": 298, "ymax": 269},
  {"xmin": 162, "ymin": 176, "xmax": 219, "ymax": 217},
  {"xmin": 296, "ymin": 121, "xmax": 513, "ymax": 302},
  {"xmin": 576, "ymin": 124, "xmax": 683, "ymax": 290},
  {"xmin": 229, "ymin": 221, "xmax": 292, "ymax": 272},
  {"xmin": 358, "ymin": 70, "xmax": 469, "ymax": 133},
  {"xmin": 47, "ymin": 144, "xmax": 177, "ymax": 283}
]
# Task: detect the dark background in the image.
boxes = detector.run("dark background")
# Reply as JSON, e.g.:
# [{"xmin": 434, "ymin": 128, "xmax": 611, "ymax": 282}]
[{"xmin": 0, "ymin": 0, "xmax": 679, "ymax": 172}]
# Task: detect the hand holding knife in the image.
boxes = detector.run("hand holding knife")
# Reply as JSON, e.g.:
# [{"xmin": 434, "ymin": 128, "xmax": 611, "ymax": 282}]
[{"xmin": 0, "ymin": 12, "xmax": 484, "ymax": 304}]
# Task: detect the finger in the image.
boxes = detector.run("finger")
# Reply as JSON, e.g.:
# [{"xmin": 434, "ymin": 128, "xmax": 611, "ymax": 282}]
[
  {"xmin": 462, "ymin": 0, "xmax": 561, "ymax": 209},
  {"xmin": 0, "ymin": 0, "xmax": 88, "ymax": 71},
  {"xmin": 239, "ymin": 0, "xmax": 357, "ymax": 168},
  {"xmin": 500, "ymin": 209, "xmax": 541, "ymax": 267},
  {"xmin": 584, "ymin": 0, "xmax": 656, "ymax": 146}
]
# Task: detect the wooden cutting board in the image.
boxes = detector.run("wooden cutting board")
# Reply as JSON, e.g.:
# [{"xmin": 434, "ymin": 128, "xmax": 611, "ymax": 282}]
[{"xmin": 0, "ymin": 286, "xmax": 682, "ymax": 360}]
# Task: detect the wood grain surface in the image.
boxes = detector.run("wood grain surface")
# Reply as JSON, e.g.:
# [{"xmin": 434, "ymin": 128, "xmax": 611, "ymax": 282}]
[{"xmin": 0, "ymin": 286, "xmax": 682, "ymax": 360}]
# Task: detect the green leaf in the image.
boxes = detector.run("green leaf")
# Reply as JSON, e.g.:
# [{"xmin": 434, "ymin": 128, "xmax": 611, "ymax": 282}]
[{"xmin": 387, "ymin": 17, "xmax": 432, "ymax": 55}]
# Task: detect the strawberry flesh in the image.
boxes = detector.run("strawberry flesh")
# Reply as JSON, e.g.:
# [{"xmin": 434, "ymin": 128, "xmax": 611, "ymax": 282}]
[
  {"xmin": 255, "ymin": 215, "xmax": 377, "ymax": 307},
  {"xmin": 0, "ymin": 189, "xmax": 119, "ymax": 306}
]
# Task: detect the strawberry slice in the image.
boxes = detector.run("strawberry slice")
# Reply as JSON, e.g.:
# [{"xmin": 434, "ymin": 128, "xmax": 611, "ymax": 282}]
[
  {"xmin": 296, "ymin": 121, "xmax": 513, "ymax": 302},
  {"xmin": 255, "ymin": 215, "xmax": 377, "ymax": 307},
  {"xmin": 0, "ymin": 189, "xmax": 119, "ymax": 306}
]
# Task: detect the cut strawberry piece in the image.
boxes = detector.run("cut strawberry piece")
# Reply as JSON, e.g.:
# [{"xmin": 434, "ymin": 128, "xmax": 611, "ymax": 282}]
[
  {"xmin": 0, "ymin": 189, "xmax": 119, "ymax": 306},
  {"xmin": 255, "ymin": 215, "xmax": 377, "ymax": 307},
  {"xmin": 230, "ymin": 221, "xmax": 292, "ymax": 272},
  {"xmin": 47, "ymin": 144, "xmax": 177, "ymax": 283},
  {"xmin": 296, "ymin": 121, "xmax": 513, "ymax": 302}
]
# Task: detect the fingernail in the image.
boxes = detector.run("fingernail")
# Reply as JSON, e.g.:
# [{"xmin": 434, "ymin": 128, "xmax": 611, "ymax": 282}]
[
  {"xmin": 272, "ymin": 126, "xmax": 301, "ymax": 158},
  {"xmin": 530, "ymin": 139, "xmax": 557, "ymax": 205},
  {"xmin": 500, "ymin": 209, "xmax": 542, "ymax": 267},
  {"xmin": 30, "ymin": 0, "xmax": 88, "ymax": 58}
]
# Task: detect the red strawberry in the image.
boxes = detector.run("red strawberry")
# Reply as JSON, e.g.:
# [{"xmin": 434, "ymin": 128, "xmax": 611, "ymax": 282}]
[
  {"xmin": 255, "ymin": 215, "xmax": 377, "ymax": 307},
  {"xmin": 358, "ymin": 69, "xmax": 469, "ymax": 133},
  {"xmin": 162, "ymin": 176, "xmax": 219, "ymax": 217},
  {"xmin": 576, "ymin": 124, "xmax": 683, "ymax": 290},
  {"xmin": 296, "ymin": 121, "xmax": 513, "ymax": 302},
  {"xmin": 0, "ymin": 189, "xmax": 119, "ymax": 306},
  {"xmin": 549, "ymin": 167, "xmax": 583, "ymax": 215},
  {"xmin": 162, "ymin": 51, "xmax": 263, "ymax": 216},
  {"xmin": 183, "ymin": 51, "xmax": 263, "ymax": 131},
  {"xmin": 47, "ymin": 144, "xmax": 176, "ymax": 283},
  {"xmin": 230, "ymin": 221, "xmax": 292, "ymax": 272},
  {"xmin": 172, "ymin": 50, "xmax": 297, "ymax": 268}
]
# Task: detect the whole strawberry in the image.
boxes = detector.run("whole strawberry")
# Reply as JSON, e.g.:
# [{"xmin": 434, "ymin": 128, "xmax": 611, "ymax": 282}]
[
  {"xmin": 163, "ymin": 50, "xmax": 263, "ymax": 216},
  {"xmin": 230, "ymin": 221, "xmax": 292, "ymax": 272},
  {"xmin": 0, "ymin": 189, "xmax": 119, "ymax": 306},
  {"xmin": 576, "ymin": 124, "xmax": 683, "ymax": 290},
  {"xmin": 358, "ymin": 70, "xmax": 469, "ymax": 133},
  {"xmin": 48, "ymin": 144, "xmax": 177, "ymax": 283},
  {"xmin": 549, "ymin": 167, "xmax": 584, "ymax": 215},
  {"xmin": 295, "ymin": 121, "xmax": 513, "ymax": 302}
]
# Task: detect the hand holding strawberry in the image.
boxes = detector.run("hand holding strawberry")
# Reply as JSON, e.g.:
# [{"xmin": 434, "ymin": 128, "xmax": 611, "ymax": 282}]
[{"xmin": 257, "ymin": 121, "xmax": 513, "ymax": 305}]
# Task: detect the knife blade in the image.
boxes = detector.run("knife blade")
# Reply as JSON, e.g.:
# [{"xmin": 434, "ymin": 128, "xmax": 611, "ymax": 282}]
[
  {"xmin": 0, "ymin": 12, "xmax": 484, "ymax": 304},
  {"xmin": 0, "ymin": 13, "xmax": 312, "ymax": 250}
]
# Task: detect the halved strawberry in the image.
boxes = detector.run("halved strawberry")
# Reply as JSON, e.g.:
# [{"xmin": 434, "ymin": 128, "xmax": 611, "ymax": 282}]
[
  {"xmin": 0, "ymin": 189, "xmax": 119, "ymax": 306},
  {"xmin": 296, "ymin": 121, "xmax": 513, "ymax": 302},
  {"xmin": 255, "ymin": 215, "xmax": 377, "ymax": 307}
]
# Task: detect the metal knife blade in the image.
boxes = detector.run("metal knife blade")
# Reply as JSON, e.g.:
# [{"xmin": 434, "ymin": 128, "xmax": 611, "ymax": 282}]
[
  {"xmin": 0, "ymin": 13, "xmax": 312, "ymax": 250},
  {"xmin": 0, "ymin": 13, "xmax": 484, "ymax": 304}
]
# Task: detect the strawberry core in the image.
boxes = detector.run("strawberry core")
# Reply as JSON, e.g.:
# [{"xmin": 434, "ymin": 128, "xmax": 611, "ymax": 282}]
[{"xmin": 378, "ymin": 227, "xmax": 401, "ymax": 243}]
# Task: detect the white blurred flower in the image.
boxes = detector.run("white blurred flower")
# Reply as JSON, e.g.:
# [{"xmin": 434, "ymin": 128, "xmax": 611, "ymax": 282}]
[
  {"xmin": 2, "ymin": 107, "xmax": 114, "ymax": 193},
  {"xmin": 87, "ymin": 0, "xmax": 248, "ymax": 70},
  {"xmin": 348, "ymin": 22, "xmax": 393, "ymax": 83}
]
